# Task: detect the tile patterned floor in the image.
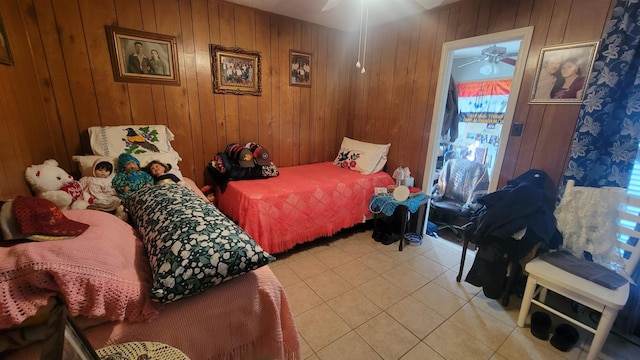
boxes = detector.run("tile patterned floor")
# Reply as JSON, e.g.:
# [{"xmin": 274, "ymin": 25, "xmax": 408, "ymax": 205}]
[{"xmin": 269, "ymin": 226, "xmax": 640, "ymax": 360}]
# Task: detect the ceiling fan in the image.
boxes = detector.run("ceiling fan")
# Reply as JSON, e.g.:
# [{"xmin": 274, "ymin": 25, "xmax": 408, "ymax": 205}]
[{"xmin": 457, "ymin": 45, "xmax": 518, "ymax": 70}]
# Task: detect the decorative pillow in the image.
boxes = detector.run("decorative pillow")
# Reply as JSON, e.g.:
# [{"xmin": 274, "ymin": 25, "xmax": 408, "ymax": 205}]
[
  {"xmin": 334, "ymin": 137, "xmax": 391, "ymax": 175},
  {"xmin": 72, "ymin": 152, "xmax": 183, "ymax": 180},
  {"xmin": 333, "ymin": 149, "xmax": 363, "ymax": 171},
  {"xmin": 123, "ymin": 184, "xmax": 275, "ymax": 303},
  {"xmin": 88, "ymin": 125, "xmax": 178, "ymax": 156},
  {"xmin": 0, "ymin": 210, "xmax": 160, "ymax": 329}
]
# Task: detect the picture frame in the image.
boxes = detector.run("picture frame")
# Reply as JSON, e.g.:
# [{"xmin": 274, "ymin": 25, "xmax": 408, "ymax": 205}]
[
  {"xmin": 0, "ymin": 13, "xmax": 14, "ymax": 66},
  {"xmin": 290, "ymin": 50, "xmax": 311, "ymax": 87},
  {"xmin": 105, "ymin": 26, "xmax": 180, "ymax": 86},
  {"xmin": 529, "ymin": 41, "xmax": 599, "ymax": 104},
  {"xmin": 210, "ymin": 44, "xmax": 262, "ymax": 96}
]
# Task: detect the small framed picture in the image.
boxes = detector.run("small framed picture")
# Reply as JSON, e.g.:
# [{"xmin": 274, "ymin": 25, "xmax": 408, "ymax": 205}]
[
  {"xmin": 529, "ymin": 41, "xmax": 599, "ymax": 104},
  {"xmin": 210, "ymin": 44, "xmax": 262, "ymax": 96},
  {"xmin": 105, "ymin": 26, "xmax": 180, "ymax": 86},
  {"xmin": 290, "ymin": 50, "xmax": 311, "ymax": 87},
  {"xmin": 0, "ymin": 13, "xmax": 14, "ymax": 66}
]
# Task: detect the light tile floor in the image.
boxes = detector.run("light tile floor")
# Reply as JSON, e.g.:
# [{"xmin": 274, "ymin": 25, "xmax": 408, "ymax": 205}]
[{"xmin": 269, "ymin": 225, "xmax": 640, "ymax": 360}]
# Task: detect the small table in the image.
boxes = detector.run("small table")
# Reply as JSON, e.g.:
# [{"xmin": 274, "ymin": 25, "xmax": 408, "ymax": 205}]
[{"xmin": 370, "ymin": 193, "xmax": 429, "ymax": 251}]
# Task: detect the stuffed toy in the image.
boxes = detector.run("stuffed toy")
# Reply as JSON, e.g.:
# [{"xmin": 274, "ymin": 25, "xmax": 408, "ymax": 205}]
[
  {"xmin": 112, "ymin": 153, "xmax": 153, "ymax": 199},
  {"xmin": 143, "ymin": 160, "xmax": 186, "ymax": 187},
  {"xmin": 25, "ymin": 159, "xmax": 92, "ymax": 210},
  {"xmin": 79, "ymin": 158, "xmax": 128, "ymax": 221}
]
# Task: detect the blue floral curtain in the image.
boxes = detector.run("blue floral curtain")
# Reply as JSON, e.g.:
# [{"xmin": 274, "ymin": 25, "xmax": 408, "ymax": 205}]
[
  {"xmin": 562, "ymin": 0, "xmax": 640, "ymax": 340},
  {"xmin": 564, "ymin": 1, "xmax": 640, "ymax": 188}
]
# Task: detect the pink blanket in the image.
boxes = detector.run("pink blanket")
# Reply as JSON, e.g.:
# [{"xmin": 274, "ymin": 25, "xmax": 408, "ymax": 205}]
[
  {"xmin": 0, "ymin": 210, "xmax": 159, "ymax": 329},
  {"xmin": 5, "ymin": 266, "xmax": 300, "ymax": 360},
  {"xmin": 217, "ymin": 162, "xmax": 395, "ymax": 253}
]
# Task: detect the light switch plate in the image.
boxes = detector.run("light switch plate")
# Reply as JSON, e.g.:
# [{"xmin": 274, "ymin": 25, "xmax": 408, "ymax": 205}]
[{"xmin": 511, "ymin": 123, "xmax": 524, "ymax": 136}]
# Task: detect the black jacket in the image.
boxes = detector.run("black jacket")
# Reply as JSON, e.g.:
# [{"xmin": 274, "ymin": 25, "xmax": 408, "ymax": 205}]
[{"xmin": 471, "ymin": 169, "xmax": 560, "ymax": 252}]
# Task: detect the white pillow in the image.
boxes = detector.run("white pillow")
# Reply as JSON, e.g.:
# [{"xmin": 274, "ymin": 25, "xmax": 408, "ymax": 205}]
[
  {"xmin": 333, "ymin": 137, "xmax": 390, "ymax": 175},
  {"xmin": 72, "ymin": 152, "xmax": 183, "ymax": 180},
  {"xmin": 88, "ymin": 125, "xmax": 177, "ymax": 156}
]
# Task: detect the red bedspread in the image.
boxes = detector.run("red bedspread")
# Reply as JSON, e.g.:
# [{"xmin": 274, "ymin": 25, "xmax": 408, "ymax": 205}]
[{"xmin": 217, "ymin": 162, "xmax": 395, "ymax": 253}]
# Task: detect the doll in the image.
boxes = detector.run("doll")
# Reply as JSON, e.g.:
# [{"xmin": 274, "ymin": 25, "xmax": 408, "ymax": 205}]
[
  {"xmin": 78, "ymin": 158, "xmax": 128, "ymax": 221},
  {"xmin": 79, "ymin": 159, "xmax": 118, "ymax": 204},
  {"xmin": 201, "ymin": 185, "xmax": 216, "ymax": 205},
  {"xmin": 112, "ymin": 153, "xmax": 154, "ymax": 198},
  {"xmin": 144, "ymin": 160, "xmax": 186, "ymax": 186}
]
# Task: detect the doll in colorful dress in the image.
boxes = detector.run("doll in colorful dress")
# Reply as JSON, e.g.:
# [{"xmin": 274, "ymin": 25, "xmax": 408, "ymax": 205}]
[{"xmin": 112, "ymin": 153, "xmax": 153, "ymax": 199}]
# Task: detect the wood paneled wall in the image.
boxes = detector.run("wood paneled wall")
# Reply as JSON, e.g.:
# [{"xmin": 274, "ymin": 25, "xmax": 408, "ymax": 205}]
[
  {"xmin": 0, "ymin": 0, "xmax": 617, "ymax": 200},
  {"xmin": 350, "ymin": 0, "xmax": 614, "ymax": 189},
  {"xmin": 0, "ymin": 0, "xmax": 353, "ymax": 199}
]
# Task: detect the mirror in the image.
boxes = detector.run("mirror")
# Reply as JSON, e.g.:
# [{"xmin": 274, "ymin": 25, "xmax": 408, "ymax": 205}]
[{"xmin": 421, "ymin": 27, "xmax": 534, "ymax": 199}]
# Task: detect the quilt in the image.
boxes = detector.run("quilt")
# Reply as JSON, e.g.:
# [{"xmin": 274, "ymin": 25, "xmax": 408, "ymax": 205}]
[{"xmin": 216, "ymin": 162, "xmax": 395, "ymax": 253}]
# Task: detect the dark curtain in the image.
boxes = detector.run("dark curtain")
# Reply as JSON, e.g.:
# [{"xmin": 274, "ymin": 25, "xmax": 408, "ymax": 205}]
[{"xmin": 561, "ymin": 0, "xmax": 640, "ymax": 340}]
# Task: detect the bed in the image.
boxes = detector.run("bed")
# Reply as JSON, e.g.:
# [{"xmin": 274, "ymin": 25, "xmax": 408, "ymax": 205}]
[
  {"xmin": 1, "ymin": 125, "xmax": 300, "ymax": 359},
  {"xmin": 216, "ymin": 161, "xmax": 395, "ymax": 254},
  {"xmin": 0, "ymin": 180, "xmax": 299, "ymax": 359}
]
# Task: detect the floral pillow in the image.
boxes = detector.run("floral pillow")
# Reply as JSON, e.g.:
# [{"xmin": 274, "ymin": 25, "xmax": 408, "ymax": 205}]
[
  {"xmin": 333, "ymin": 149, "xmax": 362, "ymax": 170},
  {"xmin": 333, "ymin": 137, "xmax": 391, "ymax": 174},
  {"xmin": 124, "ymin": 184, "xmax": 274, "ymax": 303}
]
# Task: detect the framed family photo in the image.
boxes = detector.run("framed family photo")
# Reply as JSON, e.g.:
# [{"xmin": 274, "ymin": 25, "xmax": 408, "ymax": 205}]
[
  {"xmin": 290, "ymin": 50, "xmax": 311, "ymax": 87},
  {"xmin": 529, "ymin": 41, "xmax": 599, "ymax": 104},
  {"xmin": 105, "ymin": 26, "xmax": 180, "ymax": 86},
  {"xmin": 0, "ymin": 13, "xmax": 13, "ymax": 66},
  {"xmin": 210, "ymin": 44, "xmax": 262, "ymax": 96}
]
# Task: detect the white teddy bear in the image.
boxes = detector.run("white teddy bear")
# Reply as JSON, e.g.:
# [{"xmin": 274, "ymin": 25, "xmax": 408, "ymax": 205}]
[{"xmin": 25, "ymin": 159, "xmax": 92, "ymax": 210}]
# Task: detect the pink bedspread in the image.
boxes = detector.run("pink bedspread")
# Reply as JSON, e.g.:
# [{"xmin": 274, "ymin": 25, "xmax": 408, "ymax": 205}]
[
  {"xmin": 217, "ymin": 162, "xmax": 395, "ymax": 253},
  {"xmin": 5, "ymin": 266, "xmax": 300, "ymax": 360},
  {"xmin": 0, "ymin": 210, "xmax": 159, "ymax": 329}
]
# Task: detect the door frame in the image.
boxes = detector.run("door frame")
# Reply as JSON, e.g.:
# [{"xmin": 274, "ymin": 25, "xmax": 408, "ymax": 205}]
[{"xmin": 420, "ymin": 26, "xmax": 534, "ymax": 197}]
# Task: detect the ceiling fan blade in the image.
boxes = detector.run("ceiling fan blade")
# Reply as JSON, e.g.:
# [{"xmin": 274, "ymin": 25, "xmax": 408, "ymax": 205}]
[
  {"xmin": 500, "ymin": 57, "xmax": 516, "ymax": 66},
  {"xmin": 457, "ymin": 58, "xmax": 484, "ymax": 68},
  {"xmin": 321, "ymin": 0, "xmax": 342, "ymax": 12}
]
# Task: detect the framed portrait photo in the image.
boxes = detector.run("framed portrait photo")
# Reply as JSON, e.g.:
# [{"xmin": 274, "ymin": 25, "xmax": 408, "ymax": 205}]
[
  {"xmin": 210, "ymin": 44, "xmax": 262, "ymax": 96},
  {"xmin": 105, "ymin": 26, "xmax": 180, "ymax": 86},
  {"xmin": 0, "ymin": 13, "xmax": 14, "ymax": 66},
  {"xmin": 290, "ymin": 50, "xmax": 311, "ymax": 87},
  {"xmin": 529, "ymin": 41, "xmax": 599, "ymax": 104}
]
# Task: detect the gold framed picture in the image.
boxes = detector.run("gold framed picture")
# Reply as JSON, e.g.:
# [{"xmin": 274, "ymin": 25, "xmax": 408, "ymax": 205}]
[
  {"xmin": 290, "ymin": 50, "xmax": 311, "ymax": 87},
  {"xmin": 210, "ymin": 44, "xmax": 262, "ymax": 96},
  {"xmin": 105, "ymin": 26, "xmax": 180, "ymax": 86},
  {"xmin": 529, "ymin": 41, "xmax": 599, "ymax": 104}
]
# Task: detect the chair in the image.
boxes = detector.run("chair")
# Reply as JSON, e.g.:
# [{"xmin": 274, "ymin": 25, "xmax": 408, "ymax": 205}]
[
  {"xmin": 517, "ymin": 180, "xmax": 640, "ymax": 360},
  {"xmin": 430, "ymin": 156, "xmax": 490, "ymax": 242}
]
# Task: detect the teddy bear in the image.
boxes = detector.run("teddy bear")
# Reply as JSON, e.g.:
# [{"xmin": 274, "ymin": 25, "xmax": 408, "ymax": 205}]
[{"xmin": 25, "ymin": 159, "xmax": 92, "ymax": 210}]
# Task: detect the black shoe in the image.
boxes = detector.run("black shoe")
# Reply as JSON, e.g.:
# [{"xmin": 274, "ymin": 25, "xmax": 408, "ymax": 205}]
[
  {"xmin": 381, "ymin": 233, "xmax": 400, "ymax": 245},
  {"xmin": 550, "ymin": 324, "xmax": 579, "ymax": 352},
  {"xmin": 530, "ymin": 311, "xmax": 552, "ymax": 340}
]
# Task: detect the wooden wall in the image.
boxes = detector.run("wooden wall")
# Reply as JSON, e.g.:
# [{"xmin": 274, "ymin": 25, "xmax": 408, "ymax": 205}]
[
  {"xmin": 350, "ymin": 0, "xmax": 614, "ymax": 189},
  {"xmin": 0, "ymin": 0, "xmax": 617, "ymax": 200},
  {"xmin": 0, "ymin": 0, "xmax": 353, "ymax": 199}
]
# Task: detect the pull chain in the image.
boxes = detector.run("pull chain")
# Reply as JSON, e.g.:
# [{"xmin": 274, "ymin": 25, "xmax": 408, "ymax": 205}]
[
  {"xmin": 361, "ymin": 2, "xmax": 369, "ymax": 74},
  {"xmin": 355, "ymin": 0, "xmax": 364, "ymax": 68}
]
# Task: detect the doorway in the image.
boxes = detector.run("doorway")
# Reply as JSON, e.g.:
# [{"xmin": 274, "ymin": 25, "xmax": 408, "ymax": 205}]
[{"xmin": 420, "ymin": 27, "xmax": 533, "ymax": 236}]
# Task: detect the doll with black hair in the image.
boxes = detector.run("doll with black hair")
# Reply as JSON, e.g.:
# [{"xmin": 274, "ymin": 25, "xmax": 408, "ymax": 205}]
[
  {"xmin": 79, "ymin": 158, "xmax": 118, "ymax": 204},
  {"xmin": 79, "ymin": 158, "xmax": 127, "ymax": 221},
  {"xmin": 144, "ymin": 160, "xmax": 186, "ymax": 186}
]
